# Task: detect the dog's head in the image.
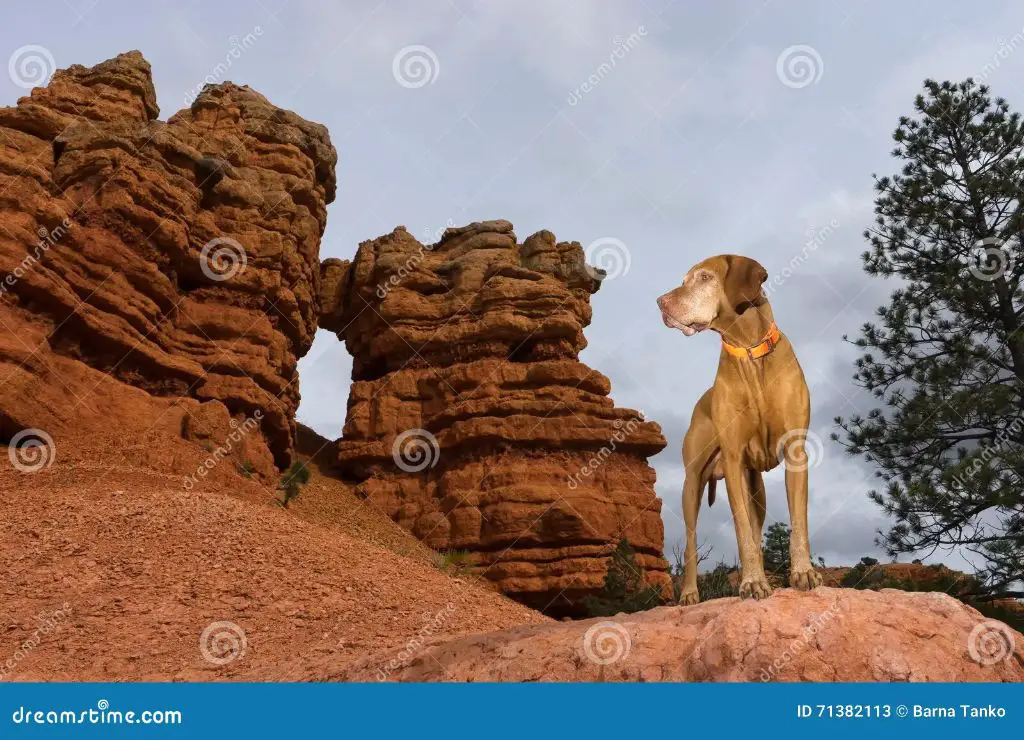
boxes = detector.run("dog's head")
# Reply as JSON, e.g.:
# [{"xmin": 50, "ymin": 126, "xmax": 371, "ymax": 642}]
[{"xmin": 656, "ymin": 255, "xmax": 768, "ymax": 335}]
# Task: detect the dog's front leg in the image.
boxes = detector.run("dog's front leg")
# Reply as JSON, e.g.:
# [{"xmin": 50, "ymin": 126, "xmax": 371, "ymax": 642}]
[
  {"xmin": 723, "ymin": 456, "xmax": 772, "ymax": 599},
  {"xmin": 783, "ymin": 434, "xmax": 823, "ymax": 591},
  {"xmin": 679, "ymin": 475, "xmax": 702, "ymax": 605}
]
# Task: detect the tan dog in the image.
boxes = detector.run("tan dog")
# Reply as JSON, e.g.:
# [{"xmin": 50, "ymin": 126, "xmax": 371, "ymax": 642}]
[{"xmin": 657, "ymin": 254, "xmax": 822, "ymax": 601}]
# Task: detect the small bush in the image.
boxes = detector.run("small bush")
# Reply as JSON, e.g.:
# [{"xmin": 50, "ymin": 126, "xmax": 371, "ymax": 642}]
[
  {"xmin": 434, "ymin": 549, "xmax": 474, "ymax": 576},
  {"xmin": 239, "ymin": 461, "xmax": 255, "ymax": 478},
  {"xmin": 585, "ymin": 538, "xmax": 665, "ymax": 617},
  {"xmin": 697, "ymin": 560, "xmax": 737, "ymax": 601},
  {"xmin": 279, "ymin": 461, "xmax": 311, "ymax": 507}
]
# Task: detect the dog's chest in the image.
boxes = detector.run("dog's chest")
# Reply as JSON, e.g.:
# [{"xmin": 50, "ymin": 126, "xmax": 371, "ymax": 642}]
[{"xmin": 737, "ymin": 403, "xmax": 786, "ymax": 472}]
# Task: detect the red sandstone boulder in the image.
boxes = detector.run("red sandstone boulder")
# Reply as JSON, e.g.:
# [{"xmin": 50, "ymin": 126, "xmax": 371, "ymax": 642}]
[
  {"xmin": 330, "ymin": 587, "xmax": 1024, "ymax": 682},
  {"xmin": 319, "ymin": 220, "xmax": 670, "ymax": 614},
  {"xmin": 0, "ymin": 51, "xmax": 336, "ymax": 471}
]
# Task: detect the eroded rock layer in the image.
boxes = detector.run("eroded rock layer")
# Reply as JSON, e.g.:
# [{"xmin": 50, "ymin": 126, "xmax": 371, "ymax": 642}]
[
  {"xmin": 0, "ymin": 51, "xmax": 337, "ymax": 469},
  {"xmin": 319, "ymin": 220, "xmax": 670, "ymax": 614}
]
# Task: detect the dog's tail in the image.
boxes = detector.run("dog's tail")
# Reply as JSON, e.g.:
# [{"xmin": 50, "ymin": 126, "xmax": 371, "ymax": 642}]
[{"xmin": 707, "ymin": 477, "xmax": 716, "ymax": 507}]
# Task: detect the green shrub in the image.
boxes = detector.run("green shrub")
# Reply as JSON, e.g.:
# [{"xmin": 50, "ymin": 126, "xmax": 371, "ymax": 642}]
[
  {"xmin": 434, "ymin": 549, "xmax": 474, "ymax": 576},
  {"xmin": 697, "ymin": 560, "xmax": 737, "ymax": 601},
  {"xmin": 585, "ymin": 538, "xmax": 665, "ymax": 617},
  {"xmin": 279, "ymin": 461, "xmax": 311, "ymax": 507}
]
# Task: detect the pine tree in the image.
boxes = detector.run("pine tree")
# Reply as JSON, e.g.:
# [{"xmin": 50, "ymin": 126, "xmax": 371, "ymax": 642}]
[
  {"xmin": 762, "ymin": 522, "xmax": 791, "ymax": 584},
  {"xmin": 835, "ymin": 78, "xmax": 1024, "ymax": 599}
]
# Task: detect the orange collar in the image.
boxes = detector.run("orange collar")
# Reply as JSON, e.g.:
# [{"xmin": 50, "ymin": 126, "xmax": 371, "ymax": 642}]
[{"xmin": 722, "ymin": 322, "xmax": 781, "ymax": 360}]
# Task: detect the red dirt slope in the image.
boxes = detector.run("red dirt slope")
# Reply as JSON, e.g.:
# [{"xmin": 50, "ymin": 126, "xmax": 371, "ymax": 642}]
[{"xmin": 0, "ymin": 463, "xmax": 546, "ymax": 681}]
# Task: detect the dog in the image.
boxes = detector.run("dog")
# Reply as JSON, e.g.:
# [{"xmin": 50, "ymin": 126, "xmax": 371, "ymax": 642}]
[{"xmin": 657, "ymin": 254, "xmax": 822, "ymax": 601}]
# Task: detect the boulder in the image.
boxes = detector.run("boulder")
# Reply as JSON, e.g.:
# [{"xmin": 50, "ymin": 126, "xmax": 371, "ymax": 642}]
[
  {"xmin": 332, "ymin": 587, "xmax": 1024, "ymax": 682},
  {"xmin": 319, "ymin": 221, "xmax": 670, "ymax": 614},
  {"xmin": 0, "ymin": 51, "xmax": 337, "ymax": 471}
]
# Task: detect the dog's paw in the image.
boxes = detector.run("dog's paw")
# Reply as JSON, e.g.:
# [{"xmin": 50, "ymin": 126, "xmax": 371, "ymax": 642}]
[
  {"xmin": 678, "ymin": 589, "xmax": 700, "ymax": 606},
  {"xmin": 790, "ymin": 566, "xmax": 823, "ymax": 591},
  {"xmin": 738, "ymin": 577, "xmax": 773, "ymax": 600}
]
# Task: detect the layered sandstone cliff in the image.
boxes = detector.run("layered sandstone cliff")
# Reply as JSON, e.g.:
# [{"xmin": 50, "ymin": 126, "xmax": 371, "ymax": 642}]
[
  {"xmin": 0, "ymin": 51, "xmax": 336, "ymax": 472},
  {"xmin": 318, "ymin": 220, "xmax": 671, "ymax": 614}
]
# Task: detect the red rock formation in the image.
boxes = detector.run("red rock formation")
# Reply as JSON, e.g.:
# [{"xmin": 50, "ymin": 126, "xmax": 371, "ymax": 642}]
[
  {"xmin": 319, "ymin": 220, "xmax": 670, "ymax": 615},
  {"xmin": 330, "ymin": 587, "xmax": 1024, "ymax": 682},
  {"xmin": 0, "ymin": 51, "xmax": 337, "ymax": 471}
]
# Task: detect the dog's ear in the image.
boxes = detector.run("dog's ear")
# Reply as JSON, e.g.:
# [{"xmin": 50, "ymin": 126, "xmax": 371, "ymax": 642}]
[{"xmin": 722, "ymin": 255, "xmax": 768, "ymax": 312}]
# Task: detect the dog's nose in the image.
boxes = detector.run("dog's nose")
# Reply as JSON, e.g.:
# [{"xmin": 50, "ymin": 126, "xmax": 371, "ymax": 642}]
[{"xmin": 656, "ymin": 295, "xmax": 667, "ymax": 310}]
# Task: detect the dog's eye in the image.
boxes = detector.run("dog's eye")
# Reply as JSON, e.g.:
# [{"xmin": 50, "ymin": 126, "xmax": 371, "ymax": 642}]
[{"xmin": 700, "ymin": 272, "xmax": 712, "ymax": 282}]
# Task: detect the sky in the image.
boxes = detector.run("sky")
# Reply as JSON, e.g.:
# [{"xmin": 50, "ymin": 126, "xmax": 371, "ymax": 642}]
[{"xmin": 5, "ymin": 0, "xmax": 1024, "ymax": 570}]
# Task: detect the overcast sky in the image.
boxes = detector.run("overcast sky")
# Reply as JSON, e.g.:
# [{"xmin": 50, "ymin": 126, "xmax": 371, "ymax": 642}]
[{"xmin": 6, "ymin": 0, "xmax": 1024, "ymax": 570}]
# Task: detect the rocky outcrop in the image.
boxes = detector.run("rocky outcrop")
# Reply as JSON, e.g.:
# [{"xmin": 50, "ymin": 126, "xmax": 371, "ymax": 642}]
[
  {"xmin": 331, "ymin": 587, "xmax": 1024, "ymax": 682},
  {"xmin": 318, "ymin": 220, "xmax": 670, "ymax": 615},
  {"xmin": 0, "ymin": 51, "xmax": 337, "ymax": 470}
]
